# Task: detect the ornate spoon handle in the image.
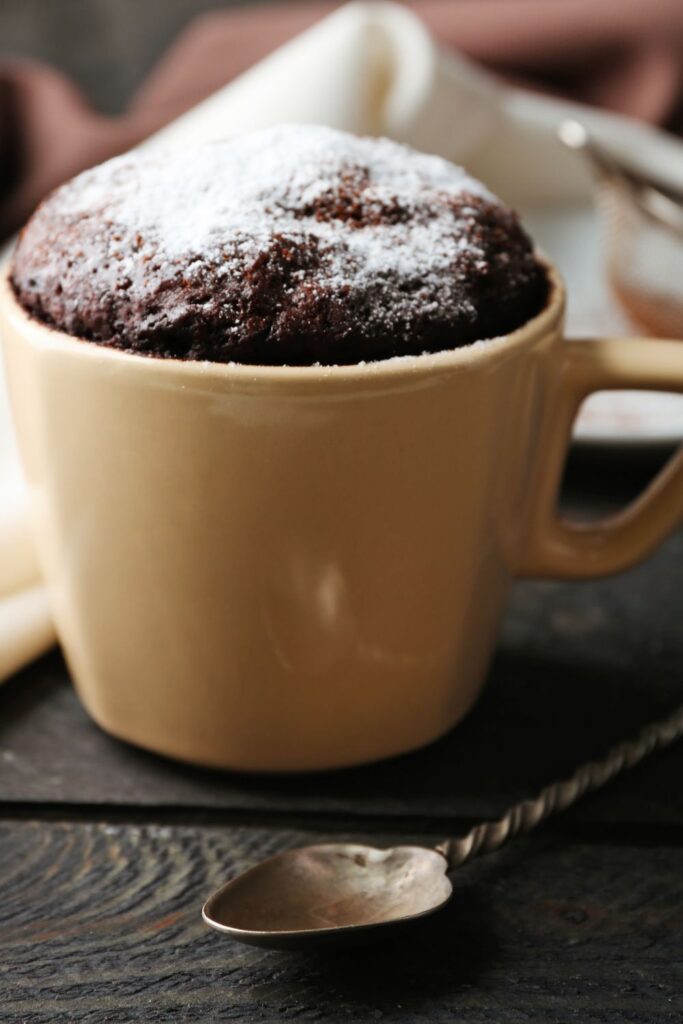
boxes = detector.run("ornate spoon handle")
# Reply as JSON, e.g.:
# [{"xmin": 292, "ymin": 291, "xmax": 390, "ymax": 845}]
[{"xmin": 437, "ymin": 703, "xmax": 683, "ymax": 871}]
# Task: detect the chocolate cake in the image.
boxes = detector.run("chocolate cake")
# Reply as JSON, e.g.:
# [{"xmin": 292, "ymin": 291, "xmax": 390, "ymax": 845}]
[{"xmin": 11, "ymin": 125, "xmax": 548, "ymax": 365}]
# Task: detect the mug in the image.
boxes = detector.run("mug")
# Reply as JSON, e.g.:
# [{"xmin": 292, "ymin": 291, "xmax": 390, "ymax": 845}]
[{"xmin": 2, "ymin": 265, "xmax": 683, "ymax": 772}]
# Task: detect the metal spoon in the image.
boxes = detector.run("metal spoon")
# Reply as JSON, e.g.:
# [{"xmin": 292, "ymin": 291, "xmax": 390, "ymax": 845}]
[
  {"xmin": 557, "ymin": 118, "xmax": 683, "ymax": 233},
  {"xmin": 203, "ymin": 704, "xmax": 683, "ymax": 950}
]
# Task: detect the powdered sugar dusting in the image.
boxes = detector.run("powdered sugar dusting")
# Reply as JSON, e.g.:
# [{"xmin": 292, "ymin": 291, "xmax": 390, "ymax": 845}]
[
  {"xmin": 14, "ymin": 124, "xmax": 545, "ymax": 364},
  {"xmin": 52, "ymin": 124, "xmax": 492, "ymax": 312}
]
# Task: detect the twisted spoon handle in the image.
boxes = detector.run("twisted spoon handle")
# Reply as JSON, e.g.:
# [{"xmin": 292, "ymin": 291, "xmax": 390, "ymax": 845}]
[{"xmin": 437, "ymin": 703, "xmax": 683, "ymax": 871}]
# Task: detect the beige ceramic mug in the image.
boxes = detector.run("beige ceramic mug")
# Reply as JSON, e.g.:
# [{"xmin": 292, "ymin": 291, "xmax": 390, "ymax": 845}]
[{"xmin": 2, "ymin": 265, "xmax": 683, "ymax": 772}]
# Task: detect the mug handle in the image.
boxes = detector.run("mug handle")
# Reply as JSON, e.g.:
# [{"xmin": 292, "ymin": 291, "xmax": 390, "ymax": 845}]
[{"xmin": 521, "ymin": 337, "xmax": 683, "ymax": 579}]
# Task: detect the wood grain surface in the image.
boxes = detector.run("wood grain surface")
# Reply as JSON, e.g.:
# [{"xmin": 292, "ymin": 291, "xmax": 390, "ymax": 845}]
[{"xmin": 2, "ymin": 818, "xmax": 682, "ymax": 1023}]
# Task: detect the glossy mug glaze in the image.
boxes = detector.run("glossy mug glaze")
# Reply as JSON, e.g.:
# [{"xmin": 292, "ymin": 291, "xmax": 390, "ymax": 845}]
[{"xmin": 2, "ymin": 267, "xmax": 683, "ymax": 771}]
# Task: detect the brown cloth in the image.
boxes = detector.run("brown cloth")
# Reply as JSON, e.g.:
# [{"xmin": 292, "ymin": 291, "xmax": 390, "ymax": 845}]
[{"xmin": 2, "ymin": 0, "xmax": 682, "ymax": 239}]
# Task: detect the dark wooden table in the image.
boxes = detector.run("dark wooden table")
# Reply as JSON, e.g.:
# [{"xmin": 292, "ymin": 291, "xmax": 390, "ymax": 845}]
[
  {"xmin": 2, "ymin": 5, "xmax": 683, "ymax": 1018},
  {"xmin": 1, "ymin": 447, "xmax": 682, "ymax": 1023}
]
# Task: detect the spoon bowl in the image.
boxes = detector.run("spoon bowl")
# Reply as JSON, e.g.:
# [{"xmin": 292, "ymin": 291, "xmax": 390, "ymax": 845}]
[
  {"xmin": 202, "ymin": 707, "xmax": 683, "ymax": 951},
  {"xmin": 202, "ymin": 843, "xmax": 453, "ymax": 950}
]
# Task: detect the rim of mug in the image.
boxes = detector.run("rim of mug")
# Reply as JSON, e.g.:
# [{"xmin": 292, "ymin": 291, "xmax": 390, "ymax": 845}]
[{"xmin": 0, "ymin": 259, "xmax": 564, "ymax": 388}]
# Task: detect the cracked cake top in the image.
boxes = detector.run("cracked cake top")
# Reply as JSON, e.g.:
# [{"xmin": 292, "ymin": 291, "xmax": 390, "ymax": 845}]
[{"xmin": 11, "ymin": 124, "xmax": 548, "ymax": 365}]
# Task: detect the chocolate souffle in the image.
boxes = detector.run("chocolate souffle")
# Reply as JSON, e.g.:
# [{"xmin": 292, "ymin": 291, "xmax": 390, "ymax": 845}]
[{"xmin": 11, "ymin": 125, "xmax": 548, "ymax": 365}]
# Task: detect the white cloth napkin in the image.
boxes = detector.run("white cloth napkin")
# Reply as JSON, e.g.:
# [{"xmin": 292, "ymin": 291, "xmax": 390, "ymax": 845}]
[
  {"xmin": 0, "ymin": 361, "xmax": 56, "ymax": 678},
  {"xmin": 2, "ymin": 0, "xmax": 682, "ymax": 683}
]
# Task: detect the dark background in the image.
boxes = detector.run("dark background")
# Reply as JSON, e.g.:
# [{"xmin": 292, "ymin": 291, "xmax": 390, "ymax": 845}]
[{"xmin": 0, "ymin": 0, "xmax": 260, "ymax": 111}]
